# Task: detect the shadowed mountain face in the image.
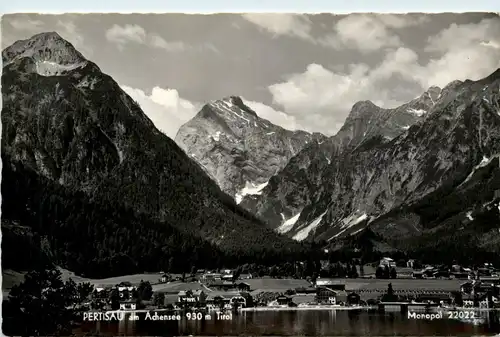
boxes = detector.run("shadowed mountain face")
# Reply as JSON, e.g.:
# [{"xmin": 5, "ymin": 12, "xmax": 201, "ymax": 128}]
[
  {"xmin": 1, "ymin": 32, "xmax": 303, "ymax": 267},
  {"xmin": 240, "ymin": 72, "xmax": 500, "ymax": 249},
  {"xmin": 175, "ymin": 96, "xmax": 325, "ymax": 203}
]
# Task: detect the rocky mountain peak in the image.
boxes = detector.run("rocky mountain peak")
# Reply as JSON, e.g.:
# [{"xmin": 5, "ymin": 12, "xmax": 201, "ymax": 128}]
[
  {"xmin": 175, "ymin": 97, "xmax": 324, "ymax": 199},
  {"xmin": 2, "ymin": 31, "xmax": 87, "ymax": 68},
  {"xmin": 426, "ymin": 85, "xmax": 442, "ymax": 101},
  {"xmin": 349, "ymin": 100, "xmax": 379, "ymax": 116},
  {"xmin": 204, "ymin": 96, "xmax": 259, "ymax": 122}
]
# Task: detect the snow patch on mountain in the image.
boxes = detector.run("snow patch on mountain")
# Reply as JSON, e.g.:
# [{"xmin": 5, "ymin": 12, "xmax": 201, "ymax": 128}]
[
  {"xmin": 350, "ymin": 227, "xmax": 364, "ymax": 236},
  {"xmin": 235, "ymin": 181, "xmax": 269, "ymax": 204},
  {"xmin": 460, "ymin": 154, "xmax": 500, "ymax": 186},
  {"xmin": 76, "ymin": 76, "xmax": 99, "ymax": 89},
  {"xmin": 277, "ymin": 212, "xmax": 301, "ymax": 234},
  {"xmin": 35, "ymin": 60, "xmax": 85, "ymax": 76},
  {"xmin": 330, "ymin": 213, "xmax": 369, "ymax": 240},
  {"xmin": 293, "ymin": 210, "xmax": 327, "ymax": 241},
  {"xmin": 407, "ymin": 108, "xmax": 427, "ymax": 117},
  {"xmin": 211, "ymin": 131, "xmax": 222, "ymax": 141},
  {"xmin": 211, "ymin": 99, "xmax": 250, "ymax": 123}
]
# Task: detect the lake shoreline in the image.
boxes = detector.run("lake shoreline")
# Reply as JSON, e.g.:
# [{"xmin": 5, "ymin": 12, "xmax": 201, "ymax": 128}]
[{"xmin": 95, "ymin": 306, "xmax": 500, "ymax": 315}]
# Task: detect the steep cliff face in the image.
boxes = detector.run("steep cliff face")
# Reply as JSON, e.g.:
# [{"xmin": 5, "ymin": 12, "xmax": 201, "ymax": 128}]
[
  {"xmin": 175, "ymin": 96, "xmax": 325, "ymax": 201},
  {"xmin": 240, "ymin": 86, "xmax": 441, "ymax": 230},
  {"xmin": 1, "ymin": 32, "xmax": 299, "ymax": 255}
]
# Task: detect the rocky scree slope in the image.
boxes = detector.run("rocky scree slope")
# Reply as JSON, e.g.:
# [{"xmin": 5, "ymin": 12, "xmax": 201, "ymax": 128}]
[
  {"xmin": 241, "ymin": 86, "xmax": 442, "ymax": 230},
  {"xmin": 175, "ymin": 97, "xmax": 325, "ymax": 203},
  {"xmin": 1, "ymin": 32, "xmax": 301, "ymax": 258}
]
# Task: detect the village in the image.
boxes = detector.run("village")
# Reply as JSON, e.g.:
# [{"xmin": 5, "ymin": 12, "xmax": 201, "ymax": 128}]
[{"xmin": 80, "ymin": 257, "xmax": 500, "ymax": 316}]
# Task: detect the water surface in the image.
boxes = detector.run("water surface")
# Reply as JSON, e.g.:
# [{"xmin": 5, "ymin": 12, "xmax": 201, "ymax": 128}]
[{"xmin": 78, "ymin": 309, "xmax": 500, "ymax": 336}]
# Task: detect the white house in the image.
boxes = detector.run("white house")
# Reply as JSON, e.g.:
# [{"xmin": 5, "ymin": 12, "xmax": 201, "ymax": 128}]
[
  {"xmin": 479, "ymin": 298, "xmax": 489, "ymax": 309},
  {"xmin": 117, "ymin": 286, "xmax": 136, "ymax": 298},
  {"xmin": 119, "ymin": 300, "xmax": 137, "ymax": 310},
  {"xmin": 463, "ymin": 299, "xmax": 474, "ymax": 307},
  {"xmin": 380, "ymin": 257, "xmax": 396, "ymax": 267},
  {"xmin": 221, "ymin": 274, "xmax": 233, "ymax": 281}
]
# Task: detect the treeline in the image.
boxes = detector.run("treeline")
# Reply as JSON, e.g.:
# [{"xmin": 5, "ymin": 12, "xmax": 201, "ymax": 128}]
[
  {"xmin": 1, "ymin": 155, "xmax": 313, "ymax": 278},
  {"xmin": 1, "ymin": 221, "xmax": 51, "ymax": 270},
  {"xmin": 3, "ymin": 265, "xmax": 94, "ymax": 336}
]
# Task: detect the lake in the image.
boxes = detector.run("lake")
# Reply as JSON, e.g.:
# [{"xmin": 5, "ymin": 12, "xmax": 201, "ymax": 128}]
[{"xmin": 77, "ymin": 309, "xmax": 500, "ymax": 336}]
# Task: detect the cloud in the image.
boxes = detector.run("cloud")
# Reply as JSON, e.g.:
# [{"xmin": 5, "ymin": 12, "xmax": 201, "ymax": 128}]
[
  {"xmin": 420, "ymin": 17, "xmax": 500, "ymax": 87},
  {"xmin": 106, "ymin": 24, "xmax": 146, "ymax": 46},
  {"xmin": 242, "ymin": 99, "xmax": 305, "ymax": 131},
  {"xmin": 267, "ymin": 18, "xmax": 500, "ymax": 135},
  {"xmin": 425, "ymin": 18, "xmax": 499, "ymax": 53},
  {"xmin": 242, "ymin": 13, "xmax": 429, "ymax": 53},
  {"xmin": 241, "ymin": 13, "xmax": 314, "ymax": 41},
  {"xmin": 56, "ymin": 20, "xmax": 92, "ymax": 57},
  {"xmin": 121, "ymin": 85, "xmax": 200, "ymax": 139},
  {"xmin": 106, "ymin": 24, "xmax": 192, "ymax": 52},
  {"xmin": 8, "ymin": 18, "xmax": 45, "ymax": 32},
  {"xmin": 319, "ymin": 14, "xmax": 429, "ymax": 52}
]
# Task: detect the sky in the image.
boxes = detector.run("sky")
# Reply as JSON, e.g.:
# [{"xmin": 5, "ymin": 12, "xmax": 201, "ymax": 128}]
[{"xmin": 2, "ymin": 12, "xmax": 500, "ymax": 137}]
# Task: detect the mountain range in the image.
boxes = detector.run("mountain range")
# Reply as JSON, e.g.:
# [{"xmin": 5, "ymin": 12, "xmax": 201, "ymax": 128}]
[
  {"xmin": 1, "ymin": 32, "xmax": 309, "ymax": 277},
  {"xmin": 2, "ymin": 32, "xmax": 500, "ymax": 277},
  {"xmin": 238, "ymin": 70, "xmax": 500, "ymax": 261},
  {"xmin": 240, "ymin": 85, "xmax": 443, "ymax": 229}
]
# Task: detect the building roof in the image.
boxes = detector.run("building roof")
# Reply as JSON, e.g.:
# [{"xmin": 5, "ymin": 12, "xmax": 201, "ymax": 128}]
[
  {"xmin": 206, "ymin": 293, "xmax": 244, "ymax": 300},
  {"xmin": 119, "ymin": 299, "xmax": 136, "ymax": 303},
  {"xmin": 211, "ymin": 281, "xmax": 235, "ymax": 287},
  {"xmin": 416, "ymin": 293, "xmax": 451, "ymax": 301},
  {"xmin": 336, "ymin": 291, "xmax": 348, "ymax": 302},
  {"xmin": 206, "ymin": 290, "xmax": 241, "ymax": 298},
  {"xmin": 118, "ymin": 286, "xmax": 135, "ymax": 291},
  {"xmin": 317, "ymin": 286, "xmax": 337, "ymax": 294}
]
